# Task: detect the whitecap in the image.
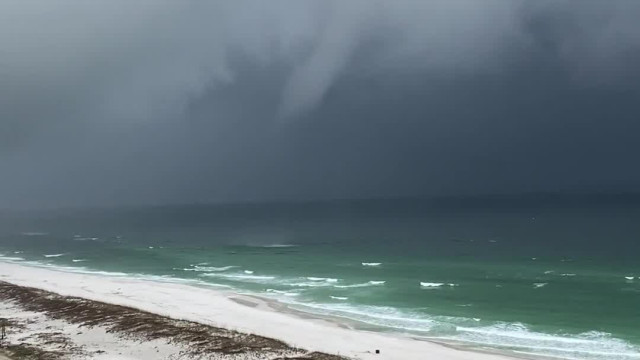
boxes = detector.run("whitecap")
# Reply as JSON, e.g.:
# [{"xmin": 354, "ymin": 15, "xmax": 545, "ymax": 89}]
[
  {"xmin": 362, "ymin": 262, "xmax": 382, "ymax": 267},
  {"xmin": 330, "ymin": 296, "xmax": 348, "ymax": 300},
  {"xmin": 13, "ymin": 251, "xmax": 23, "ymax": 254},
  {"xmin": 287, "ymin": 281, "xmax": 333, "ymax": 288},
  {"xmin": 419, "ymin": 282, "xmax": 457, "ymax": 288},
  {"xmin": 624, "ymin": 276, "xmax": 634, "ymax": 280},
  {"xmin": 543, "ymin": 270, "xmax": 554, "ymax": 274},
  {"xmin": 201, "ymin": 273, "xmax": 275, "ymax": 281},
  {"xmin": 182, "ymin": 265, "xmax": 237, "ymax": 272},
  {"xmin": 560, "ymin": 273, "xmax": 576, "ymax": 277},
  {"xmin": 244, "ymin": 270, "xmax": 254, "ymax": 274},
  {"xmin": 72, "ymin": 259, "xmax": 87, "ymax": 262},
  {"xmin": 307, "ymin": 277, "xmax": 338, "ymax": 282},
  {"xmin": 0, "ymin": 256, "xmax": 25, "ymax": 261},
  {"xmin": 420, "ymin": 282, "xmax": 444, "ymax": 288},
  {"xmin": 533, "ymin": 283, "xmax": 547, "ymax": 288},
  {"xmin": 43, "ymin": 253, "xmax": 65, "ymax": 258},
  {"xmin": 266, "ymin": 289, "xmax": 299, "ymax": 297},
  {"xmin": 334, "ymin": 280, "xmax": 385, "ymax": 288}
]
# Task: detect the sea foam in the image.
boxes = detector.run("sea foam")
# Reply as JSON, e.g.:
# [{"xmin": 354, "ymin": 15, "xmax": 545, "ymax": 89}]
[
  {"xmin": 306, "ymin": 277, "xmax": 338, "ymax": 283},
  {"xmin": 182, "ymin": 265, "xmax": 237, "ymax": 272},
  {"xmin": 200, "ymin": 273, "xmax": 276, "ymax": 282},
  {"xmin": 266, "ymin": 289, "xmax": 299, "ymax": 297},
  {"xmin": 0, "ymin": 255, "xmax": 25, "ymax": 261},
  {"xmin": 334, "ymin": 281, "xmax": 385, "ymax": 288}
]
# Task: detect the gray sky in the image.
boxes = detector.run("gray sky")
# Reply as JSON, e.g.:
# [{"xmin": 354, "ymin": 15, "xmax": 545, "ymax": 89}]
[{"xmin": 1, "ymin": 0, "xmax": 640, "ymax": 209}]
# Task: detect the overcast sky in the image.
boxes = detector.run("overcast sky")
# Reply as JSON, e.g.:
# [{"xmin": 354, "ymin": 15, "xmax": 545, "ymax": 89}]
[{"xmin": 1, "ymin": 0, "xmax": 640, "ymax": 209}]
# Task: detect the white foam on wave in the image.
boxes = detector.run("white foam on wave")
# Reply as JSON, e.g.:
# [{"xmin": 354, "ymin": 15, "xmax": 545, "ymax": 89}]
[
  {"xmin": 43, "ymin": 253, "xmax": 66, "ymax": 258},
  {"xmin": 200, "ymin": 273, "xmax": 276, "ymax": 282},
  {"xmin": 283, "ymin": 302, "xmax": 437, "ymax": 332},
  {"xmin": 420, "ymin": 282, "xmax": 458, "ymax": 289},
  {"xmin": 624, "ymin": 276, "xmax": 635, "ymax": 281},
  {"xmin": 265, "ymin": 289, "xmax": 300, "ymax": 297},
  {"xmin": 286, "ymin": 281, "xmax": 333, "ymax": 288},
  {"xmin": 244, "ymin": 270, "xmax": 254, "ymax": 274},
  {"xmin": 533, "ymin": 283, "xmax": 547, "ymax": 288},
  {"xmin": 74, "ymin": 237, "xmax": 100, "ymax": 241},
  {"xmin": 13, "ymin": 251, "xmax": 23, "ymax": 254},
  {"xmin": 362, "ymin": 262, "xmax": 382, "ymax": 267},
  {"xmin": 72, "ymin": 259, "xmax": 87, "ymax": 262},
  {"xmin": 330, "ymin": 296, "xmax": 348, "ymax": 300},
  {"xmin": 281, "ymin": 300, "xmax": 640, "ymax": 359},
  {"xmin": 307, "ymin": 277, "xmax": 338, "ymax": 283},
  {"xmin": 334, "ymin": 280, "xmax": 385, "ymax": 288},
  {"xmin": 279, "ymin": 277, "xmax": 344, "ymax": 288},
  {"xmin": 451, "ymin": 325, "xmax": 640, "ymax": 359},
  {"xmin": 560, "ymin": 273, "xmax": 576, "ymax": 277},
  {"xmin": 182, "ymin": 265, "xmax": 237, "ymax": 272},
  {"xmin": 0, "ymin": 255, "xmax": 25, "ymax": 261}
]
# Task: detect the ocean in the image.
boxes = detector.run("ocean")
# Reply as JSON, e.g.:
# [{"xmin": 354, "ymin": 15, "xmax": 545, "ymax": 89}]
[{"xmin": 1, "ymin": 196, "xmax": 639, "ymax": 359}]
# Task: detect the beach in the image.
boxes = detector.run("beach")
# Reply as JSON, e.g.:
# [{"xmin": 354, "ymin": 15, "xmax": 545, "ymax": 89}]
[{"xmin": 0, "ymin": 261, "xmax": 518, "ymax": 360}]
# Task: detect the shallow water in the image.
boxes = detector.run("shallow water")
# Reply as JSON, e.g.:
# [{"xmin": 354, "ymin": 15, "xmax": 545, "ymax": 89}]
[{"xmin": 1, "ymin": 197, "xmax": 639, "ymax": 359}]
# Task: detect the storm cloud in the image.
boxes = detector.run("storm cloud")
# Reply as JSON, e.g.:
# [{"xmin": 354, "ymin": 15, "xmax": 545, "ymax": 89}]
[{"xmin": 1, "ymin": 0, "xmax": 639, "ymax": 209}]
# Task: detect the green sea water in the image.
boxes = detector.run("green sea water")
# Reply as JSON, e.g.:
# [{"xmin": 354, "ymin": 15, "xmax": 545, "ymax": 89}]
[{"xmin": 1, "ymin": 196, "xmax": 639, "ymax": 359}]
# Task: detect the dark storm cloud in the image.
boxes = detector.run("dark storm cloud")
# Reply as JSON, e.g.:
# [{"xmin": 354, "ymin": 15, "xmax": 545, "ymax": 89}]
[{"xmin": 1, "ymin": 1, "xmax": 639, "ymax": 209}]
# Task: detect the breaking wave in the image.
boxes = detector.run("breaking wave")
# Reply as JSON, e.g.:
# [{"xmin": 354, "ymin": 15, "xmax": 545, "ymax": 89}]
[
  {"xmin": 334, "ymin": 280, "xmax": 385, "ymax": 288},
  {"xmin": 306, "ymin": 277, "xmax": 338, "ymax": 283},
  {"xmin": 182, "ymin": 265, "xmax": 237, "ymax": 272}
]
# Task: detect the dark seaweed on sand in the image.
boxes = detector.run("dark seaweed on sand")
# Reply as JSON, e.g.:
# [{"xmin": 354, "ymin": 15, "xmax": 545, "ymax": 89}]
[{"xmin": 0, "ymin": 281, "xmax": 347, "ymax": 359}]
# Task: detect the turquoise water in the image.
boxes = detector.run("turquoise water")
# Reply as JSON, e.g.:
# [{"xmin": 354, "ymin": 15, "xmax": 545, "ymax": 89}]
[{"xmin": 1, "ymin": 198, "xmax": 640, "ymax": 359}]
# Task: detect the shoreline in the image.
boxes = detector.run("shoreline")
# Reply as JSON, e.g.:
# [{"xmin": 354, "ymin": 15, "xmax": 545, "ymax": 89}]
[
  {"xmin": 0, "ymin": 261, "xmax": 520, "ymax": 359},
  {"xmin": 0, "ymin": 280, "xmax": 338, "ymax": 359}
]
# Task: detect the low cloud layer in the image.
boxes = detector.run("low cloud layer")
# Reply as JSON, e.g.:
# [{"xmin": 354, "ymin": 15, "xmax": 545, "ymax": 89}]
[{"xmin": 1, "ymin": 1, "xmax": 639, "ymax": 209}]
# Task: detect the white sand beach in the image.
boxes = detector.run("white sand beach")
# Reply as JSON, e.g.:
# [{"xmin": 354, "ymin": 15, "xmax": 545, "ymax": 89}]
[{"xmin": 0, "ymin": 261, "xmax": 517, "ymax": 360}]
